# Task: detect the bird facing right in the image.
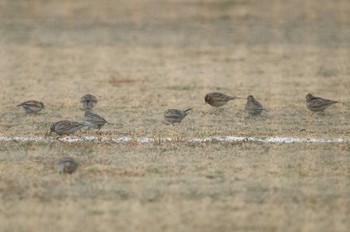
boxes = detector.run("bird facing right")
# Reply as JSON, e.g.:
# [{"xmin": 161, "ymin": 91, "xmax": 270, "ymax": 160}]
[
  {"xmin": 57, "ymin": 157, "xmax": 78, "ymax": 174},
  {"xmin": 84, "ymin": 111, "xmax": 110, "ymax": 132},
  {"xmin": 49, "ymin": 120, "xmax": 86, "ymax": 136},
  {"xmin": 245, "ymin": 95, "xmax": 267, "ymax": 116},
  {"xmin": 205, "ymin": 92, "xmax": 240, "ymax": 107},
  {"xmin": 306, "ymin": 94, "xmax": 337, "ymax": 113},
  {"xmin": 164, "ymin": 108, "xmax": 191, "ymax": 124},
  {"xmin": 17, "ymin": 100, "xmax": 44, "ymax": 113},
  {"xmin": 80, "ymin": 94, "xmax": 97, "ymax": 110}
]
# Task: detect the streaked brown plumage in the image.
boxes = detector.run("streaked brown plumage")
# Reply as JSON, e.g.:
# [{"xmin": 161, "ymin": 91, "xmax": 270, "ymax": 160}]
[
  {"xmin": 57, "ymin": 157, "xmax": 78, "ymax": 174},
  {"xmin": 306, "ymin": 94, "xmax": 337, "ymax": 113},
  {"xmin": 164, "ymin": 108, "xmax": 191, "ymax": 124},
  {"xmin": 204, "ymin": 92, "xmax": 240, "ymax": 107},
  {"xmin": 80, "ymin": 94, "xmax": 97, "ymax": 110},
  {"xmin": 84, "ymin": 111, "xmax": 111, "ymax": 131},
  {"xmin": 245, "ymin": 95, "xmax": 267, "ymax": 116},
  {"xmin": 49, "ymin": 120, "xmax": 86, "ymax": 136},
  {"xmin": 17, "ymin": 100, "xmax": 44, "ymax": 113}
]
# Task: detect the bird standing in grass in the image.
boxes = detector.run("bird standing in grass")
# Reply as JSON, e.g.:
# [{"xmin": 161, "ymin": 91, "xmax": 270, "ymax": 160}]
[
  {"xmin": 84, "ymin": 111, "xmax": 111, "ymax": 132},
  {"xmin": 205, "ymin": 92, "xmax": 240, "ymax": 107},
  {"xmin": 49, "ymin": 120, "xmax": 86, "ymax": 136},
  {"xmin": 164, "ymin": 108, "xmax": 191, "ymax": 125},
  {"xmin": 306, "ymin": 93, "xmax": 337, "ymax": 113},
  {"xmin": 245, "ymin": 95, "xmax": 267, "ymax": 116},
  {"xmin": 57, "ymin": 157, "xmax": 78, "ymax": 174},
  {"xmin": 80, "ymin": 94, "xmax": 97, "ymax": 110},
  {"xmin": 17, "ymin": 100, "xmax": 44, "ymax": 113}
]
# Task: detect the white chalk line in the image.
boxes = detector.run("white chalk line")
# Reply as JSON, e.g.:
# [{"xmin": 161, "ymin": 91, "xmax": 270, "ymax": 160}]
[{"xmin": 0, "ymin": 136, "xmax": 349, "ymax": 144}]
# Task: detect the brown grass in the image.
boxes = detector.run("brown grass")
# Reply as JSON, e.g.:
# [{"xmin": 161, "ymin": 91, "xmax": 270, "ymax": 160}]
[
  {"xmin": 0, "ymin": 142, "xmax": 350, "ymax": 232},
  {"xmin": 1, "ymin": 0, "xmax": 350, "ymax": 231},
  {"xmin": 108, "ymin": 76, "xmax": 143, "ymax": 87}
]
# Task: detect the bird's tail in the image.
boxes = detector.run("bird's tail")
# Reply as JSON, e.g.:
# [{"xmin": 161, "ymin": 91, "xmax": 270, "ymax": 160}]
[{"xmin": 184, "ymin": 108, "xmax": 192, "ymax": 115}]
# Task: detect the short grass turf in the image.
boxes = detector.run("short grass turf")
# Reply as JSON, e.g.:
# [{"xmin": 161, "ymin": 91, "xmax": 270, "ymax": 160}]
[{"xmin": 1, "ymin": 0, "xmax": 350, "ymax": 231}]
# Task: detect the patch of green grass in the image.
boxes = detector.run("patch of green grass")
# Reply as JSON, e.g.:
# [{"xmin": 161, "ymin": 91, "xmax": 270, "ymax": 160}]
[{"xmin": 217, "ymin": 0, "xmax": 242, "ymax": 11}]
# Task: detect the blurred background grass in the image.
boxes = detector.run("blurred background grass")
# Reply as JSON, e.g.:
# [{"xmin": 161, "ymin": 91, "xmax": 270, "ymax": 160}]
[{"xmin": 1, "ymin": 0, "xmax": 350, "ymax": 47}]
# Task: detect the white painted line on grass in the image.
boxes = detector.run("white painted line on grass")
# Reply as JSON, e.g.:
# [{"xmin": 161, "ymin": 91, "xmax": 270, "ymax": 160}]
[{"xmin": 0, "ymin": 136, "xmax": 349, "ymax": 144}]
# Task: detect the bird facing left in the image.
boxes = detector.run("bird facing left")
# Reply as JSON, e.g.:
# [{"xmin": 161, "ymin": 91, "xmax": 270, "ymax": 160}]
[{"xmin": 164, "ymin": 108, "xmax": 192, "ymax": 124}]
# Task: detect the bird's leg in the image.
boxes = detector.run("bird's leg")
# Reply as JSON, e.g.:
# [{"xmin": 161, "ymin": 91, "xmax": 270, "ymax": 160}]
[
  {"xmin": 316, "ymin": 111, "xmax": 325, "ymax": 116},
  {"xmin": 96, "ymin": 128, "xmax": 103, "ymax": 135}
]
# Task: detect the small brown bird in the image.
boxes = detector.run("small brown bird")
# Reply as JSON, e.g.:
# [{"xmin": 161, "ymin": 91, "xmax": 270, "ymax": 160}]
[
  {"xmin": 164, "ymin": 108, "xmax": 191, "ymax": 124},
  {"xmin": 306, "ymin": 94, "xmax": 337, "ymax": 113},
  {"xmin": 84, "ymin": 111, "xmax": 111, "ymax": 132},
  {"xmin": 57, "ymin": 157, "xmax": 78, "ymax": 174},
  {"xmin": 49, "ymin": 120, "xmax": 86, "ymax": 136},
  {"xmin": 80, "ymin": 94, "xmax": 97, "ymax": 110},
  {"xmin": 17, "ymin": 100, "xmax": 44, "ymax": 113},
  {"xmin": 205, "ymin": 92, "xmax": 240, "ymax": 107},
  {"xmin": 245, "ymin": 95, "xmax": 267, "ymax": 116}
]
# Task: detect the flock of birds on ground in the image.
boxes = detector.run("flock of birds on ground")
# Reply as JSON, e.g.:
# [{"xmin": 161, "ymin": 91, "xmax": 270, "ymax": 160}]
[{"xmin": 16, "ymin": 92, "xmax": 338, "ymax": 174}]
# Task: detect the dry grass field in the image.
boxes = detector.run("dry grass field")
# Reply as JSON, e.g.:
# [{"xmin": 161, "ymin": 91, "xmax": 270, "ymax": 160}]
[{"xmin": 1, "ymin": 0, "xmax": 350, "ymax": 231}]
